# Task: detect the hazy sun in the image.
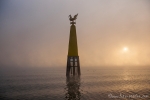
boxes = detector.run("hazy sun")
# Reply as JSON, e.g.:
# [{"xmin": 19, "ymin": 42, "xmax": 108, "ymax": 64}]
[{"xmin": 123, "ymin": 47, "xmax": 128, "ymax": 52}]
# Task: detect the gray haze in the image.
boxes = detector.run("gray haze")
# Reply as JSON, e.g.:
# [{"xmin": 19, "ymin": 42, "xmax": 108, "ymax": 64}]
[{"xmin": 0, "ymin": 0, "xmax": 150, "ymax": 68}]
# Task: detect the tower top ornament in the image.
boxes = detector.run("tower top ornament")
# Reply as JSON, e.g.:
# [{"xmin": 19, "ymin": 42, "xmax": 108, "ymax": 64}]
[{"xmin": 68, "ymin": 14, "xmax": 78, "ymax": 25}]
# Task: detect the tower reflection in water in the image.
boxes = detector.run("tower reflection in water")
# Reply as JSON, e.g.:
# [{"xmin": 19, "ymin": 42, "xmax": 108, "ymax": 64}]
[{"xmin": 65, "ymin": 76, "xmax": 81, "ymax": 100}]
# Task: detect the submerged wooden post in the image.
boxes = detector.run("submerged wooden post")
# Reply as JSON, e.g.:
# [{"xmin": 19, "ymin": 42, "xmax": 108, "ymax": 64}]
[{"xmin": 66, "ymin": 14, "xmax": 81, "ymax": 76}]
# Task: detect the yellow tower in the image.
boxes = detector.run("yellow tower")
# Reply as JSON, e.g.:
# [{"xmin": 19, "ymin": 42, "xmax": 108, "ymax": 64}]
[
  {"xmin": 68, "ymin": 24, "xmax": 78, "ymax": 56},
  {"xmin": 66, "ymin": 14, "xmax": 81, "ymax": 76}
]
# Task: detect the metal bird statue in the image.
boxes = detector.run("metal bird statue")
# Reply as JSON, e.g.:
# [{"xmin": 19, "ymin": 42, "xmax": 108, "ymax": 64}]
[{"xmin": 69, "ymin": 14, "xmax": 78, "ymax": 22}]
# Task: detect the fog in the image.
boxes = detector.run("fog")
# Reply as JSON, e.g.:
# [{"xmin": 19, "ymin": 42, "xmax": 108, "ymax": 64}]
[{"xmin": 0, "ymin": 0, "xmax": 150, "ymax": 68}]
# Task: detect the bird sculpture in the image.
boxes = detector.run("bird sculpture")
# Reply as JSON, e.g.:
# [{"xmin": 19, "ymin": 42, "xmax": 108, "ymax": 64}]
[{"xmin": 69, "ymin": 14, "xmax": 78, "ymax": 22}]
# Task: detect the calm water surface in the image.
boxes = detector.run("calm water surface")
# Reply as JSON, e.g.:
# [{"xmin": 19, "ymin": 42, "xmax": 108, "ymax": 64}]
[{"xmin": 0, "ymin": 67, "xmax": 150, "ymax": 100}]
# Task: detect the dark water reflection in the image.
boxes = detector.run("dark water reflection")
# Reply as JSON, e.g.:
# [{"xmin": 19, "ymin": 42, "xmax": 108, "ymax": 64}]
[
  {"xmin": 65, "ymin": 76, "xmax": 81, "ymax": 100},
  {"xmin": 0, "ymin": 68, "xmax": 150, "ymax": 100}
]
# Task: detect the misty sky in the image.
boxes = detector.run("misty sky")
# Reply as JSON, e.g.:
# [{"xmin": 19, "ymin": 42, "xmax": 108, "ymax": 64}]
[{"xmin": 0, "ymin": 0, "xmax": 150, "ymax": 68}]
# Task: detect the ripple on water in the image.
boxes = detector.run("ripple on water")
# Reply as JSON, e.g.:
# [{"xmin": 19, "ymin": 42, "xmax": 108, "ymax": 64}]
[{"xmin": 0, "ymin": 68, "xmax": 150, "ymax": 100}]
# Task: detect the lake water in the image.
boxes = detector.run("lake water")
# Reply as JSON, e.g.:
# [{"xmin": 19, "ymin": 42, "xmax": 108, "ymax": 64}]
[{"xmin": 0, "ymin": 67, "xmax": 150, "ymax": 100}]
